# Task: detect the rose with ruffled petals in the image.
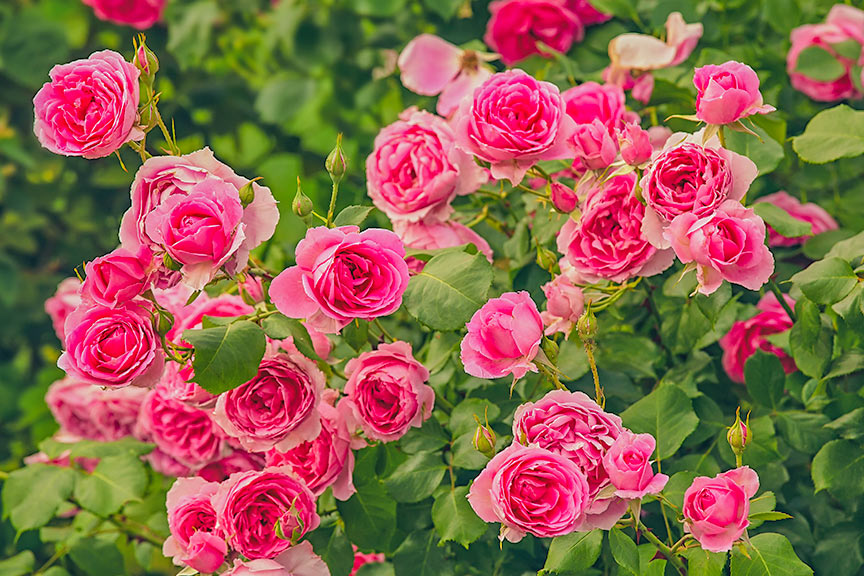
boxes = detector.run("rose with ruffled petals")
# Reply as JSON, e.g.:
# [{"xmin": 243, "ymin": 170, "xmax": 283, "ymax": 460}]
[
  {"xmin": 198, "ymin": 449, "xmax": 266, "ymax": 483},
  {"xmin": 82, "ymin": 0, "xmax": 165, "ymax": 29},
  {"xmin": 222, "ymin": 541, "xmax": 330, "ymax": 576},
  {"xmin": 82, "ymin": 245, "xmax": 154, "ymax": 307},
  {"xmin": 46, "ymin": 376, "xmax": 147, "ymax": 441},
  {"xmin": 163, "ymin": 477, "xmax": 227, "ymax": 573},
  {"xmin": 694, "ymin": 61, "xmax": 775, "ymax": 125},
  {"xmin": 45, "ymin": 277, "xmax": 82, "ymax": 342},
  {"xmin": 484, "ymin": 0, "xmax": 583, "ymax": 65},
  {"xmin": 562, "ymin": 82, "xmax": 626, "ymax": 133},
  {"xmin": 572, "ymin": 119, "xmax": 618, "ymax": 171},
  {"xmin": 754, "ymin": 191, "xmax": 838, "ymax": 247},
  {"xmin": 159, "ymin": 361, "xmax": 215, "ymax": 407},
  {"xmin": 565, "ymin": 0, "xmax": 611, "ymax": 26},
  {"xmin": 618, "ymin": 123, "xmax": 652, "ymax": 165},
  {"xmin": 602, "ymin": 431, "xmax": 668, "ymax": 500},
  {"xmin": 683, "ymin": 467, "xmax": 760, "ymax": 552},
  {"xmin": 540, "ymin": 266, "xmax": 585, "ymax": 337}
]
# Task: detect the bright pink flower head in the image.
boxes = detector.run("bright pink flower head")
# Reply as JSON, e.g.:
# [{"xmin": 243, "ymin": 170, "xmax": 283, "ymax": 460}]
[
  {"xmin": 453, "ymin": 70, "xmax": 577, "ymax": 185},
  {"xmin": 460, "ymin": 291, "xmax": 543, "ymax": 380},
  {"xmin": 549, "ymin": 181, "xmax": 579, "ymax": 214},
  {"xmin": 394, "ymin": 219, "xmax": 493, "ymax": 273},
  {"xmin": 693, "ymin": 61, "xmax": 775, "ymax": 125},
  {"xmin": 81, "ymin": 0, "xmax": 165, "ymax": 29},
  {"xmin": 213, "ymin": 467, "xmax": 320, "ymax": 560},
  {"xmin": 571, "ymin": 119, "xmax": 618, "ymax": 171},
  {"xmin": 754, "ymin": 191, "xmax": 838, "ymax": 247},
  {"xmin": 540, "ymin": 268, "xmax": 585, "ymax": 337},
  {"xmin": 565, "ymin": 0, "xmax": 611, "ymax": 26},
  {"xmin": 485, "ymin": 0, "xmax": 583, "ymax": 66},
  {"xmin": 344, "ymin": 341, "xmax": 433, "ymax": 442},
  {"xmin": 468, "ymin": 443, "xmax": 591, "ymax": 542},
  {"xmin": 350, "ymin": 545, "xmax": 385, "ymax": 576},
  {"xmin": 197, "ymin": 449, "xmax": 266, "ymax": 483},
  {"xmin": 82, "ymin": 245, "xmax": 154, "ymax": 307},
  {"xmin": 45, "ymin": 277, "xmax": 82, "ymax": 341},
  {"xmin": 667, "ymin": 200, "xmax": 774, "ymax": 295},
  {"xmin": 618, "ymin": 123, "xmax": 653, "ymax": 166},
  {"xmin": 561, "ymin": 82, "xmax": 626, "ymax": 133},
  {"xmin": 683, "ymin": 467, "xmax": 759, "ymax": 552},
  {"xmin": 33, "ymin": 50, "xmax": 141, "ymax": 159},
  {"xmin": 222, "ymin": 541, "xmax": 330, "ymax": 576},
  {"xmin": 269, "ymin": 226, "xmax": 409, "ymax": 333},
  {"xmin": 163, "ymin": 477, "xmax": 227, "ymax": 573},
  {"xmin": 46, "ymin": 376, "xmax": 147, "ymax": 441},
  {"xmin": 159, "ymin": 361, "xmax": 215, "ymax": 407},
  {"xmin": 602, "ymin": 431, "xmax": 668, "ymax": 500}
]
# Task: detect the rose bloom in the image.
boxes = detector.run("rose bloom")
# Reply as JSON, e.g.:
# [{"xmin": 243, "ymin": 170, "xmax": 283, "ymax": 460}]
[
  {"xmin": 82, "ymin": 0, "xmax": 165, "ymax": 29},
  {"xmin": 59, "ymin": 300, "xmax": 163, "ymax": 388},
  {"xmin": 571, "ymin": 119, "xmax": 618, "ymax": 171},
  {"xmin": 602, "ymin": 431, "xmax": 668, "ymax": 500},
  {"xmin": 460, "ymin": 291, "xmax": 543, "ymax": 380},
  {"xmin": 693, "ymin": 61, "xmax": 775, "ymax": 125},
  {"xmin": 683, "ymin": 467, "xmax": 760, "ymax": 552},
  {"xmin": 393, "ymin": 219, "xmax": 493, "ymax": 273},
  {"xmin": 33, "ymin": 50, "xmax": 142, "ymax": 159},
  {"xmin": 198, "ymin": 449, "xmax": 266, "ymax": 483},
  {"xmin": 82, "ymin": 245, "xmax": 154, "ymax": 307},
  {"xmin": 165, "ymin": 290, "xmax": 254, "ymax": 345},
  {"xmin": 719, "ymin": 293, "xmax": 796, "ymax": 383},
  {"xmin": 45, "ymin": 277, "xmax": 82, "ymax": 341},
  {"xmin": 566, "ymin": 0, "xmax": 611, "ymax": 25},
  {"xmin": 45, "ymin": 376, "xmax": 147, "ymax": 441},
  {"xmin": 754, "ymin": 191, "xmax": 838, "ymax": 247},
  {"xmin": 213, "ymin": 467, "xmax": 320, "ymax": 560},
  {"xmin": 163, "ymin": 477, "xmax": 227, "ymax": 573},
  {"xmin": 561, "ymin": 82, "xmax": 626, "ymax": 133},
  {"xmin": 269, "ymin": 226, "xmax": 409, "ymax": 333},
  {"xmin": 484, "ymin": 0, "xmax": 583, "ymax": 66},
  {"xmin": 222, "ymin": 541, "xmax": 330, "ymax": 576},
  {"xmin": 366, "ymin": 108, "xmax": 486, "ymax": 223},
  {"xmin": 160, "ymin": 361, "xmax": 215, "ymax": 407},
  {"xmin": 668, "ymin": 200, "xmax": 774, "ymax": 295},
  {"xmin": 540, "ymin": 263, "xmax": 585, "ymax": 338},
  {"xmin": 453, "ymin": 70, "xmax": 577, "ymax": 185},
  {"xmin": 344, "ymin": 341, "xmax": 433, "ymax": 442},
  {"xmin": 618, "ymin": 123, "xmax": 653, "ymax": 166},
  {"xmin": 350, "ymin": 546, "xmax": 385, "ymax": 576},
  {"xmin": 557, "ymin": 173, "xmax": 674, "ymax": 284},
  {"xmin": 468, "ymin": 443, "xmax": 591, "ymax": 542}
]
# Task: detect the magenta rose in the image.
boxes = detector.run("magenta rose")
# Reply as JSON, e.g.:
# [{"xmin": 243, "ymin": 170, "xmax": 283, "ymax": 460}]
[
  {"xmin": 668, "ymin": 199, "xmax": 774, "ymax": 295},
  {"xmin": 572, "ymin": 119, "xmax": 618, "ymax": 171},
  {"xmin": 468, "ymin": 443, "xmax": 591, "ymax": 542},
  {"xmin": 351, "ymin": 546, "xmax": 385, "ymax": 576},
  {"xmin": 453, "ymin": 70, "xmax": 577, "ymax": 185},
  {"xmin": 565, "ymin": 0, "xmax": 611, "ymax": 25},
  {"xmin": 618, "ymin": 123, "xmax": 653, "ymax": 166},
  {"xmin": 366, "ymin": 108, "xmax": 486, "ymax": 223},
  {"xmin": 222, "ymin": 541, "xmax": 329, "ymax": 576},
  {"xmin": 46, "ymin": 376, "xmax": 147, "ymax": 441},
  {"xmin": 82, "ymin": 245, "xmax": 154, "ymax": 307},
  {"xmin": 562, "ymin": 82, "xmax": 626, "ymax": 133},
  {"xmin": 198, "ymin": 449, "xmax": 266, "ymax": 483},
  {"xmin": 213, "ymin": 467, "xmax": 320, "ymax": 560},
  {"xmin": 33, "ymin": 50, "xmax": 141, "ymax": 159},
  {"xmin": 269, "ymin": 226, "xmax": 409, "ymax": 333},
  {"xmin": 81, "ymin": 0, "xmax": 165, "ymax": 29},
  {"xmin": 393, "ymin": 219, "xmax": 493, "ymax": 273},
  {"xmin": 540, "ymin": 264, "xmax": 585, "ymax": 337},
  {"xmin": 460, "ymin": 291, "xmax": 543, "ymax": 380},
  {"xmin": 484, "ymin": 0, "xmax": 583, "ymax": 65},
  {"xmin": 683, "ymin": 467, "xmax": 760, "ymax": 552},
  {"xmin": 45, "ymin": 277, "xmax": 82, "ymax": 341},
  {"xmin": 602, "ymin": 431, "xmax": 668, "ymax": 500},
  {"xmin": 754, "ymin": 191, "xmax": 838, "ymax": 247},
  {"xmin": 556, "ymin": 173, "xmax": 674, "ymax": 284},
  {"xmin": 693, "ymin": 61, "xmax": 775, "ymax": 125},
  {"xmin": 344, "ymin": 341, "xmax": 433, "ymax": 443},
  {"xmin": 163, "ymin": 477, "xmax": 227, "ymax": 573}
]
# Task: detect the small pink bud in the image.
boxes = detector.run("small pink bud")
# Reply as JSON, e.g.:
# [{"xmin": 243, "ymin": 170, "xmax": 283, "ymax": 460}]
[
  {"xmin": 550, "ymin": 181, "xmax": 578, "ymax": 213},
  {"xmin": 618, "ymin": 123, "xmax": 652, "ymax": 166}
]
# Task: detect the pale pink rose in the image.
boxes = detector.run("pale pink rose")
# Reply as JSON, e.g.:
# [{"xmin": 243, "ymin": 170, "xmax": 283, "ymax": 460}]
[
  {"xmin": 460, "ymin": 291, "xmax": 543, "ymax": 380},
  {"xmin": 393, "ymin": 219, "xmax": 493, "ymax": 273},
  {"xmin": 163, "ymin": 477, "xmax": 227, "ymax": 573},
  {"xmin": 485, "ymin": 0, "xmax": 583, "ymax": 65},
  {"xmin": 540, "ymin": 268, "xmax": 585, "ymax": 337},
  {"xmin": 827, "ymin": 4, "xmax": 864, "ymax": 44},
  {"xmin": 693, "ymin": 61, "xmax": 775, "ymax": 125},
  {"xmin": 45, "ymin": 277, "xmax": 82, "ymax": 341},
  {"xmin": 647, "ymin": 126, "xmax": 673, "ymax": 151},
  {"xmin": 602, "ymin": 431, "xmax": 668, "ymax": 500},
  {"xmin": 667, "ymin": 200, "xmax": 774, "ymax": 295},
  {"xmin": 213, "ymin": 467, "xmax": 320, "ymax": 560},
  {"xmin": 269, "ymin": 226, "xmax": 409, "ymax": 333},
  {"xmin": 468, "ymin": 443, "xmax": 591, "ymax": 542},
  {"xmin": 564, "ymin": 0, "xmax": 611, "ymax": 26},
  {"xmin": 719, "ymin": 293, "xmax": 796, "ymax": 383},
  {"xmin": 46, "ymin": 376, "xmax": 147, "ymax": 441},
  {"xmin": 787, "ymin": 19, "xmax": 863, "ymax": 101},
  {"xmin": 630, "ymin": 73, "xmax": 655, "ymax": 104},
  {"xmin": 366, "ymin": 108, "xmax": 486, "ymax": 223},
  {"xmin": 33, "ymin": 50, "xmax": 141, "ymax": 159},
  {"xmin": 571, "ymin": 119, "xmax": 618, "ymax": 171},
  {"xmin": 561, "ymin": 82, "xmax": 626, "ymax": 133},
  {"xmin": 344, "ymin": 341, "xmax": 433, "ymax": 443},
  {"xmin": 350, "ymin": 546, "xmax": 385, "ymax": 576},
  {"xmin": 453, "ymin": 70, "xmax": 577, "ymax": 185},
  {"xmin": 222, "ymin": 541, "xmax": 330, "ymax": 576},
  {"xmin": 665, "ymin": 12, "xmax": 704, "ymax": 66},
  {"xmin": 618, "ymin": 123, "xmax": 652, "ymax": 165},
  {"xmin": 82, "ymin": 245, "xmax": 154, "ymax": 307},
  {"xmin": 754, "ymin": 191, "xmax": 838, "ymax": 247},
  {"xmin": 683, "ymin": 467, "xmax": 759, "ymax": 552},
  {"xmin": 197, "ymin": 449, "xmax": 266, "ymax": 483},
  {"xmin": 59, "ymin": 300, "xmax": 163, "ymax": 388},
  {"xmin": 556, "ymin": 174, "xmax": 674, "ymax": 284},
  {"xmin": 81, "ymin": 0, "xmax": 165, "ymax": 29},
  {"xmin": 148, "ymin": 448, "xmax": 193, "ymax": 477},
  {"xmin": 159, "ymin": 361, "xmax": 215, "ymax": 407}
]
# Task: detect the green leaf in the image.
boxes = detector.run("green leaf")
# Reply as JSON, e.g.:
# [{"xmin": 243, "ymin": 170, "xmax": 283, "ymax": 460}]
[
  {"xmin": 0, "ymin": 551, "xmax": 35, "ymax": 576},
  {"xmin": 753, "ymin": 203, "xmax": 812, "ymax": 238},
  {"xmin": 794, "ymin": 45, "xmax": 847, "ymax": 82},
  {"xmin": 74, "ymin": 454, "xmax": 148, "ymax": 517},
  {"xmin": 826, "ymin": 407, "xmax": 864, "ymax": 441},
  {"xmin": 793, "ymin": 105, "xmax": 864, "ymax": 164},
  {"xmin": 342, "ymin": 319, "xmax": 370, "ymax": 351},
  {"xmin": 432, "ymin": 486, "xmax": 488, "ymax": 548},
  {"xmin": 775, "ymin": 412, "xmax": 832, "ymax": 454},
  {"xmin": 400, "ymin": 417, "xmax": 450, "ymax": 454},
  {"xmin": 541, "ymin": 530, "xmax": 603, "ymax": 575},
  {"xmin": 749, "ymin": 511, "xmax": 793, "ymax": 522},
  {"xmin": 261, "ymin": 314, "xmax": 321, "ymax": 360},
  {"xmin": 683, "ymin": 549, "xmax": 727, "ymax": 576},
  {"xmin": 403, "ymin": 249, "xmax": 493, "ymax": 331},
  {"xmin": 355, "ymin": 564, "xmax": 395, "ymax": 576},
  {"xmin": 69, "ymin": 535, "xmax": 126, "ymax": 576},
  {"xmin": 385, "ymin": 452, "xmax": 447, "ymax": 503},
  {"xmin": 730, "ymin": 533, "xmax": 813, "ymax": 576},
  {"xmin": 392, "ymin": 529, "xmax": 453, "ymax": 576},
  {"xmin": 726, "ymin": 126, "xmax": 785, "ymax": 176},
  {"xmin": 449, "ymin": 398, "xmax": 501, "ymax": 437},
  {"xmin": 39, "ymin": 437, "xmax": 153, "ymax": 460},
  {"xmin": 422, "ymin": 0, "xmax": 462, "ymax": 19},
  {"xmin": 789, "ymin": 258, "xmax": 858, "ymax": 305},
  {"xmin": 2, "ymin": 464, "xmax": 75, "ymax": 532},
  {"xmin": 824, "ymin": 349, "xmax": 864, "ymax": 380},
  {"xmin": 184, "ymin": 320, "xmax": 267, "ymax": 394},
  {"xmin": 609, "ymin": 528, "xmax": 640, "ymax": 576},
  {"xmin": 450, "ymin": 433, "xmax": 490, "ymax": 470},
  {"xmin": 165, "ymin": 0, "xmax": 221, "ymax": 69},
  {"xmin": 620, "ymin": 386, "xmax": 699, "ymax": 460},
  {"xmin": 333, "ymin": 205, "xmax": 375, "ymax": 227},
  {"xmin": 789, "ymin": 299, "xmax": 833, "ymax": 379},
  {"xmin": 832, "ymin": 39, "xmax": 863, "ymax": 60},
  {"xmin": 348, "ymin": 0, "xmax": 407, "ymax": 17},
  {"xmin": 812, "ymin": 439, "xmax": 864, "ymax": 498},
  {"xmin": 306, "ymin": 524, "xmax": 354, "ymax": 576},
  {"xmin": 336, "ymin": 479, "xmax": 397, "ymax": 550},
  {"xmin": 744, "ymin": 351, "xmax": 785, "ymax": 409}
]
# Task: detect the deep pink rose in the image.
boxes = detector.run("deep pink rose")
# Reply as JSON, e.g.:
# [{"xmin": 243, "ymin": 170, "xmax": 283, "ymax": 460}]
[
  {"xmin": 683, "ymin": 467, "xmax": 760, "ymax": 552},
  {"xmin": 46, "ymin": 376, "xmax": 147, "ymax": 441},
  {"xmin": 557, "ymin": 174, "xmax": 674, "ymax": 284},
  {"xmin": 344, "ymin": 341, "xmax": 433, "ymax": 443},
  {"xmin": 82, "ymin": 245, "xmax": 154, "ymax": 307},
  {"xmin": 618, "ymin": 123, "xmax": 652, "ymax": 165},
  {"xmin": 393, "ymin": 219, "xmax": 493, "ymax": 273},
  {"xmin": 562, "ymin": 82, "xmax": 626, "ymax": 133},
  {"xmin": 565, "ymin": 0, "xmax": 611, "ymax": 26},
  {"xmin": 754, "ymin": 191, "xmax": 838, "ymax": 247},
  {"xmin": 81, "ymin": 0, "xmax": 165, "ymax": 29},
  {"xmin": 453, "ymin": 70, "xmax": 577, "ymax": 185},
  {"xmin": 540, "ymin": 265, "xmax": 585, "ymax": 337},
  {"xmin": 160, "ymin": 361, "xmax": 215, "ymax": 407},
  {"xmin": 213, "ymin": 467, "xmax": 320, "ymax": 560},
  {"xmin": 222, "ymin": 541, "xmax": 330, "ymax": 576},
  {"xmin": 485, "ymin": 0, "xmax": 583, "ymax": 66},
  {"xmin": 166, "ymin": 291, "xmax": 254, "ymax": 345},
  {"xmin": 148, "ymin": 448, "xmax": 193, "ymax": 478},
  {"xmin": 468, "ymin": 443, "xmax": 591, "ymax": 542},
  {"xmin": 33, "ymin": 50, "xmax": 141, "ymax": 159},
  {"xmin": 269, "ymin": 226, "xmax": 409, "ymax": 333},
  {"xmin": 572, "ymin": 119, "xmax": 618, "ymax": 170},
  {"xmin": 45, "ymin": 277, "xmax": 82, "ymax": 341},
  {"xmin": 719, "ymin": 293, "xmax": 796, "ymax": 383},
  {"xmin": 366, "ymin": 108, "xmax": 486, "ymax": 223},
  {"xmin": 350, "ymin": 545, "xmax": 385, "ymax": 576},
  {"xmin": 163, "ymin": 477, "xmax": 227, "ymax": 573},
  {"xmin": 549, "ymin": 182, "xmax": 579, "ymax": 214},
  {"xmin": 667, "ymin": 200, "xmax": 774, "ymax": 295},
  {"xmin": 198, "ymin": 449, "xmax": 266, "ymax": 483},
  {"xmin": 460, "ymin": 291, "xmax": 543, "ymax": 380},
  {"xmin": 59, "ymin": 300, "xmax": 163, "ymax": 388},
  {"xmin": 694, "ymin": 61, "xmax": 775, "ymax": 125},
  {"xmin": 602, "ymin": 431, "xmax": 668, "ymax": 500}
]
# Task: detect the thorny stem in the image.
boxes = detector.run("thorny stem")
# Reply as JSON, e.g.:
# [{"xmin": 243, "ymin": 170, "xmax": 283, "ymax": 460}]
[{"xmin": 638, "ymin": 519, "xmax": 687, "ymax": 575}]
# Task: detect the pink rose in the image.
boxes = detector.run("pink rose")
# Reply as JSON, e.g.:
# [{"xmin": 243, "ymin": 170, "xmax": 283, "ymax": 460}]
[
  {"xmin": 602, "ymin": 431, "xmax": 668, "ymax": 500},
  {"xmin": 45, "ymin": 277, "xmax": 82, "ymax": 341},
  {"xmin": 393, "ymin": 219, "xmax": 493, "ymax": 273},
  {"xmin": 166, "ymin": 291, "xmax": 254, "ymax": 345},
  {"xmin": 59, "ymin": 300, "xmax": 163, "ymax": 388},
  {"xmin": 562, "ymin": 82, "xmax": 626, "ymax": 133},
  {"xmin": 556, "ymin": 174, "xmax": 674, "ymax": 284},
  {"xmin": 565, "ymin": 0, "xmax": 611, "ymax": 26},
  {"xmin": 549, "ymin": 181, "xmax": 579, "ymax": 214},
  {"xmin": 163, "ymin": 477, "xmax": 227, "ymax": 573},
  {"xmin": 540, "ymin": 266, "xmax": 585, "ymax": 337},
  {"xmin": 33, "ymin": 50, "xmax": 141, "ymax": 159},
  {"xmin": 269, "ymin": 226, "xmax": 409, "ymax": 333},
  {"xmin": 667, "ymin": 200, "xmax": 774, "ymax": 295},
  {"xmin": 160, "ymin": 361, "xmax": 215, "ymax": 407},
  {"xmin": 572, "ymin": 119, "xmax": 618, "ymax": 171},
  {"xmin": 198, "ymin": 449, "xmax": 266, "ymax": 483},
  {"xmin": 618, "ymin": 123, "xmax": 652, "ymax": 165},
  {"xmin": 468, "ymin": 443, "xmax": 591, "ymax": 542},
  {"xmin": 46, "ymin": 376, "xmax": 147, "ymax": 441},
  {"xmin": 81, "ymin": 0, "xmax": 165, "ymax": 29},
  {"xmin": 344, "ymin": 341, "xmax": 433, "ymax": 442},
  {"xmin": 453, "ymin": 70, "xmax": 577, "ymax": 185},
  {"xmin": 82, "ymin": 245, "xmax": 154, "ymax": 307},
  {"xmin": 460, "ymin": 291, "xmax": 543, "ymax": 380},
  {"xmin": 350, "ymin": 546, "xmax": 385, "ymax": 576},
  {"xmin": 148, "ymin": 448, "xmax": 192, "ymax": 477},
  {"xmin": 719, "ymin": 292, "xmax": 796, "ymax": 383},
  {"xmin": 754, "ymin": 191, "xmax": 838, "ymax": 247},
  {"xmin": 366, "ymin": 108, "xmax": 486, "ymax": 223},
  {"xmin": 693, "ymin": 61, "xmax": 775, "ymax": 125},
  {"xmin": 213, "ymin": 467, "xmax": 320, "ymax": 560},
  {"xmin": 683, "ymin": 467, "xmax": 760, "ymax": 552},
  {"xmin": 787, "ymin": 13, "xmax": 864, "ymax": 102},
  {"xmin": 222, "ymin": 541, "xmax": 330, "ymax": 576},
  {"xmin": 485, "ymin": 0, "xmax": 583, "ymax": 66}
]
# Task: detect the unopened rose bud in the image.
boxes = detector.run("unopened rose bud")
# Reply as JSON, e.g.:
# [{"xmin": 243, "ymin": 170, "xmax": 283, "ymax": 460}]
[
  {"xmin": 577, "ymin": 307, "xmax": 598, "ymax": 343},
  {"xmin": 549, "ymin": 181, "xmax": 578, "ymax": 213},
  {"xmin": 536, "ymin": 246, "xmax": 558, "ymax": 272},
  {"xmin": 155, "ymin": 307, "xmax": 175, "ymax": 337},
  {"xmin": 541, "ymin": 336, "xmax": 559, "ymax": 365},
  {"xmin": 472, "ymin": 414, "xmax": 496, "ymax": 459},
  {"xmin": 325, "ymin": 133, "xmax": 348, "ymax": 184},
  {"xmin": 139, "ymin": 99, "xmax": 158, "ymax": 129},
  {"xmin": 727, "ymin": 407, "xmax": 750, "ymax": 460},
  {"xmin": 292, "ymin": 177, "xmax": 314, "ymax": 218},
  {"xmin": 238, "ymin": 180, "xmax": 257, "ymax": 208},
  {"xmin": 135, "ymin": 41, "xmax": 159, "ymax": 78}
]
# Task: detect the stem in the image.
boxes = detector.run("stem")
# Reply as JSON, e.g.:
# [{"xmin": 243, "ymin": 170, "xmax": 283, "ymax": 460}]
[
  {"xmin": 735, "ymin": 453, "xmax": 743, "ymax": 468},
  {"xmin": 34, "ymin": 543, "xmax": 68, "ymax": 575},
  {"xmin": 373, "ymin": 318, "xmax": 395, "ymax": 343},
  {"xmin": 584, "ymin": 342, "xmax": 604, "ymax": 408},
  {"xmin": 768, "ymin": 279, "xmax": 796, "ymax": 322},
  {"xmin": 109, "ymin": 515, "xmax": 165, "ymax": 547},
  {"xmin": 154, "ymin": 107, "xmax": 180, "ymax": 155},
  {"xmin": 326, "ymin": 180, "xmax": 340, "ymax": 227},
  {"xmin": 638, "ymin": 520, "xmax": 687, "ymax": 575}
]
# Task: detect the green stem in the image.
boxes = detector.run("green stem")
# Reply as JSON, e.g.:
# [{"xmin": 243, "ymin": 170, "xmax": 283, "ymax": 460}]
[
  {"xmin": 109, "ymin": 515, "xmax": 165, "ymax": 547},
  {"xmin": 767, "ymin": 279, "xmax": 796, "ymax": 322},
  {"xmin": 326, "ymin": 180, "xmax": 340, "ymax": 227},
  {"xmin": 373, "ymin": 318, "xmax": 395, "ymax": 343},
  {"xmin": 638, "ymin": 520, "xmax": 687, "ymax": 575}
]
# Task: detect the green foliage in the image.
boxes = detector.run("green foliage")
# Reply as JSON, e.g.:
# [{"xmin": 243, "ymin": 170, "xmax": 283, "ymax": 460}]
[
  {"xmin": 620, "ymin": 386, "xmax": 699, "ymax": 460},
  {"xmin": 730, "ymin": 533, "xmax": 813, "ymax": 576},
  {"xmin": 793, "ymin": 105, "xmax": 864, "ymax": 164},
  {"xmin": 541, "ymin": 530, "xmax": 603, "ymax": 575},
  {"xmin": 183, "ymin": 320, "xmax": 267, "ymax": 394},
  {"xmin": 431, "ymin": 487, "xmax": 488, "ymax": 548}
]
